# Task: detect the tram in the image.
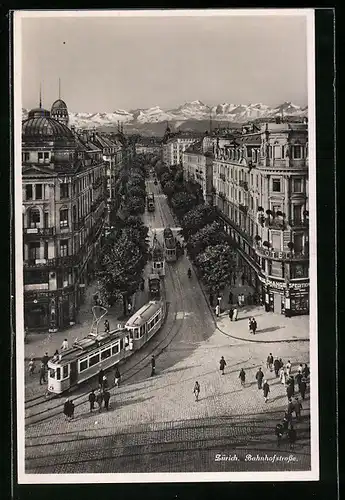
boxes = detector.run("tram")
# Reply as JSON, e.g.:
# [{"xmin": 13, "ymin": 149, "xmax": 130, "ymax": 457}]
[
  {"xmin": 151, "ymin": 234, "xmax": 165, "ymax": 277},
  {"xmin": 147, "ymin": 193, "xmax": 155, "ymax": 212},
  {"xmin": 163, "ymin": 227, "xmax": 177, "ymax": 262},
  {"xmin": 148, "ymin": 273, "xmax": 161, "ymax": 298},
  {"xmin": 46, "ymin": 300, "xmax": 165, "ymax": 394}
]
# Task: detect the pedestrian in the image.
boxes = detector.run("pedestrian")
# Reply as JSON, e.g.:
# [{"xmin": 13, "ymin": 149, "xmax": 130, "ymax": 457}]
[
  {"xmin": 98, "ymin": 369, "xmax": 104, "ymax": 388},
  {"xmin": 193, "ymin": 381, "xmax": 200, "ymax": 402},
  {"xmin": 39, "ymin": 362, "xmax": 46, "ymax": 385},
  {"xmin": 52, "ymin": 349, "xmax": 59, "ymax": 362},
  {"xmin": 104, "ymin": 319, "xmax": 110, "ymax": 333},
  {"xmin": 233, "ymin": 307, "xmax": 238, "ymax": 321},
  {"xmin": 279, "ymin": 358, "xmax": 284, "ymax": 369},
  {"xmin": 294, "ymin": 397, "xmax": 303, "ymax": 420},
  {"xmin": 249, "ymin": 318, "xmax": 253, "ymax": 333},
  {"xmin": 274, "ymin": 358, "xmax": 281, "ymax": 377},
  {"xmin": 279, "ymin": 367, "xmax": 287, "ymax": 385},
  {"xmin": 251, "ymin": 317, "xmax": 257, "ymax": 335},
  {"xmin": 297, "ymin": 363, "xmax": 303, "ymax": 374},
  {"xmin": 228, "ymin": 291, "xmax": 233, "ymax": 305},
  {"xmin": 127, "ymin": 302, "xmax": 132, "ymax": 315},
  {"xmin": 282, "ymin": 412, "xmax": 291, "ymax": 432},
  {"xmin": 103, "ymin": 390, "xmax": 110, "ymax": 411},
  {"xmin": 217, "ymin": 295, "xmax": 222, "ymax": 306},
  {"xmin": 63, "ymin": 398, "xmax": 70, "ymax": 421},
  {"xmin": 267, "ymin": 353, "xmax": 274, "ymax": 371},
  {"xmin": 209, "ymin": 294, "xmax": 214, "ymax": 307},
  {"xmin": 229, "ymin": 308, "xmax": 234, "ymax": 321},
  {"xmin": 255, "ymin": 367, "xmax": 264, "ymax": 390},
  {"xmin": 61, "ymin": 338, "xmax": 69, "ymax": 351},
  {"xmin": 286, "ymin": 384, "xmax": 294, "ymax": 401},
  {"xmin": 275, "ymin": 422, "xmax": 284, "ymax": 447},
  {"xmin": 302, "ymin": 363, "xmax": 310, "ymax": 379},
  {"xmin": 296, "ymin": 371, "xmax": 303, "ymax": 393},
  {"xmin": 289, "ymin": 375, "xmax": 295, "ymax": 396},
  {"xmin": 28, "ymin": 358, "xmax": 35, "ymax": 375},
  {"xmin": 96, "ymin": 390, "xmax": 103, "ymax": 412},
  {"xmin": 263, "ymin": 380, "xmax": 270, "ymax": 402},
  {"xmin": 300, "ymin": 377, "xmax": 307, "ymax": 400},
  {"xmin": 219, "ymin": 356, "xmax": 226, "ymax": 375},
  {"xmin": 239, "ymin": 368, "xmax": 246, "ymax": 386},
  {"xmin": 241, "ymin": 293, "xmax": 246, "ymax": 306},
  {"xmin": 288, "ymin": 425, "xmax": 297, "ymax": 450},
  {"xmin": 89, "ymin": 389, "xmax": 96, "ymax": 412},
  {"xmin": 151, "ymin": 355, "xmax": 156, "ymax": 376},
  {"xmin": 287, "ymin": 398, "xmax": 295, "ymax": 417},
  {"xmin": 42, "ymin": 352, "xmax": 49, "ymax": 368},
  {"xmin": 114, "ymin": 366, "xmax": 121, "ymax": 387},
  {"xmin": 102, "ymin": 375, "xmax": 109, "ymax": 390},
  {"xmin": 237, "ymin": 294, "xmax": 242, "ymax": 307},
  {"xmin": 286, "ymin": 360, "xmax": 292, "ymax": 376},
  {"xmin": 69, "ymin": 400, "xmax": 75, "ymax": 420},
  {"xmin": 215, "ymin": 304, "xmax": 220, "ymax": 317}
]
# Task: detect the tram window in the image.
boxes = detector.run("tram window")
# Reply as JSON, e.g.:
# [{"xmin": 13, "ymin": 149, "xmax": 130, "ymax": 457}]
[
  {"xmin": 49, "ymin": 368, "xmax": 56, "ymax": 378},
  {"xmin": 79, "ymin": 359, "xmax": 88, "ymax": 372},
  {"xmin": 139, "ymin": 326, "xmax": 144, "ymax": 337},
  {"xmin": 63, "ymin": 365, "xmax": 69, "ymax": 379},
  {"xmin": 134, "ymin": 328, "xmax": 139, "ymax": 339},
  {"xmin": 89, "ymin": 353, "xmax": 100, "ymax": 367},
  {"xmin": 56, "ymin": 368, "xmax": 61, "ymax": 381},
  {"xmin": 101, "ymin": 348, "xmax": 111, "ymax": 360},
  {"xmin": 112, "ymin": 343, "xmax": 119, "ymax": 355},
  {"xmin": 120, "ymin": 339, "xmax": 124, "ymax": 350}
]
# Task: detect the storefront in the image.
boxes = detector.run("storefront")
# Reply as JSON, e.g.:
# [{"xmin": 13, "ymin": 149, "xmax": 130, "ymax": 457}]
[
  {"xmin": 288, "ymin": 283, "xmax": 309, "ymax": 315},
  {"xmin": 260, "ymin": 277, "xmax": 309, "ymax": 316}
]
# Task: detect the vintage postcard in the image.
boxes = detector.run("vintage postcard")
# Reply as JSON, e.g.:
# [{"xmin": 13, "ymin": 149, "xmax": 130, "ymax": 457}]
[{"xmin": 14, "ymin": 9, "xmax": 318, "ymax": 483}]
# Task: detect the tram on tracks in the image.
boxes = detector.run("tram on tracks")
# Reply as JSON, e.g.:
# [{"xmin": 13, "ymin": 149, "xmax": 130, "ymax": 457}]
[
  {"xmin": 46, "ymin": 300, "xmax": 165, "ymax": 394},
  {"xmin": 163, "ymin": 227, "xmax": 177, "ymax": 262}
]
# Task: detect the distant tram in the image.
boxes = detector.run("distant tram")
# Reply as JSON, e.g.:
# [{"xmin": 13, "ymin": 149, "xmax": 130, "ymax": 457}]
[
  {"xmin": 163, "ymin": 227, "xmax": 177, "ymax": 262},
  {"xmin": 47, "ymin": 300, "xmax": 165, "ymax": 394},
  {"xmin": 147, "ymin": 193, "xmax": 155, "ymax": 212},
  {"xmin": 148, "ymin": 273, "xmax": 160, "ymax": 298}
]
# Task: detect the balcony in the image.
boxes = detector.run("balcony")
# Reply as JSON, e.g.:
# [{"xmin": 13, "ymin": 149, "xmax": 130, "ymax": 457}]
[
  {"xmin": 288, "ymin": 218, "xmax": 309, "ymax": 228},
  {"xmin": 255, "ymin": 246, "xmax": 309, "ymax": 261},
  {"xmin": 24, "ymin": 227, "xmax": 56, "ymax": 237},
  {"xmin": 266, "ymin": 217, "xmax": 286, "ymax": 230},
  {"xmin": 239, "ymin": 180, "xmax": 249, "ymax": 191},
  {"xmin": 24, "ymin": 255, "xmax": 79, "ymax": 269}
]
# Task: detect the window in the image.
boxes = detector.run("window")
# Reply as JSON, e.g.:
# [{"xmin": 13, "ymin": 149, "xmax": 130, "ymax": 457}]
[
  {"xmin": 293, "ymin": 233, "xmax": 303, "ymax": 253},
  {"xmin": 44, "ymin": 152, "xmax": 49, "ymax": 162},
  {"xmin": 120, "ymin": 339, "xmax": 124, "ymax": 351},
  {"xmin": 29, "ymin": 208, "xmax": 40, "ymax": 228},
  {"xmin": 60, "ymin": 183, "xmax": 69, "ymax": 199},
  {"xmin": 60, "ymin": 240, "xmax": 68, "ymax": 257},
  {"xmin": 60, "ymin": 208, "xmax": 69, "ymax": 228},
  {"xmin": 26, "ymin": 185, "xmax": 33, "ymax": 200},
  {"xmin": 38, "ymin": 152, "xmax": 44, "ymax": 162},
  {"xmin": 79, "ymin": 359, "xmax": 88, "ymax": 372},
  {"xmin": 101, "ymin": 348, "xmax": 111, "ymax": 360},
  {"xmin": 56, "ymin": 368, "xmax": 61, "ymax": 380},
  {"xmin": 293, "ymin": 145, "xmax": 302, "ymax": 159},
  {"xmin": 274, "ymin": 145, "xmax": 282, "ymax": 159},
  {"xmin": 293, "ymin": 205, "xmax": 302, "ymax": 223},
  {"xmin": 23, "ymin": 152, "xmax": 30, "ymax": 162},
  {"xmin": 111, "ymin": 343, "xmax": 119, "ymax": 355},
  {"xmin": 36, "ymin": 184, "xmax": 43, "ymax": 200},
  {"xmin": 293, "ymin": 178, "xmax": 302, "ymax": 193},
  {"xmin": 49, "ymin": 368, "xmax": 56, "ymax": 378},
  {"xmin": 28, "ymin": 242, "xmax": 40, "ymax": 260},
  {"xmin": 89, "ymin": 353, "xmax": 100, "ymax": 367},
  {"xmin": 63, "ymin": 365, "xmax": 69, "ymax": 379},
  {"xmin": 272, "ymin": 179, "xmax": 281, "ymax": 192}
]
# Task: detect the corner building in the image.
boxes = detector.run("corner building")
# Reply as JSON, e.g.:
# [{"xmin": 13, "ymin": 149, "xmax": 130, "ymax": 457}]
[
  {"xmin": 22, "ymin": 104, "xmax": 106, "ymax": 332},
  {"xmin": 183, "ymin": 121, "xmax": 309, "ymax": 316}
]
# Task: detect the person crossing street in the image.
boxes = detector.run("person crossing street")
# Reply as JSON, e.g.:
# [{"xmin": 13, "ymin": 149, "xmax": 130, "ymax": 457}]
[
  {"xmin": 255, "ymin": 367, "xmax": 264, "ymax": 390},
  {"xmin": 193, "ymin": 381, "xmax": 200, "ymax": 402},
  {"xmin": 219, "ymin": 356, "xmax": 227, "ymax": 375}
]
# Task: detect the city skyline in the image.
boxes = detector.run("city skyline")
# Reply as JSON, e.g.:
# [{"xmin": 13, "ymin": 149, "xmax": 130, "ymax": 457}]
[{"xmin": 21, "ymin": 13, "xmax": 308, "ymax": 113}]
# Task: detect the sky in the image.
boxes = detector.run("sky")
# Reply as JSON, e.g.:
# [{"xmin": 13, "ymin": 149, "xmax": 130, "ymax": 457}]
[{"xmin": 20, "ymin": 12, "xmax": 309, "ymax": 113}]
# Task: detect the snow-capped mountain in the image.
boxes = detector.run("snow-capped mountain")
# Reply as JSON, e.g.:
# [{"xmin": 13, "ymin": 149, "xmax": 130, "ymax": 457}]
[{"xmin": 22, "ymin": 100, "xmax": 307, "ymax": 131}]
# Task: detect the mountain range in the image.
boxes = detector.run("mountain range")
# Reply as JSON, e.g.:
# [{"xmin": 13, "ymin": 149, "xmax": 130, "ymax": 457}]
[{"xmin": 22, "ymin": 100, "xmax": 308, "ymax": 136}]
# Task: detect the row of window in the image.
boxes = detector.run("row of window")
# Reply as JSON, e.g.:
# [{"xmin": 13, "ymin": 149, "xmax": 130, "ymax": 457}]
[
  {"xmin": 79, "ymin": 341, "xmax": 122, "ymax": 372},
  {"xmin": 147, "ymin": 312, "xmax": 161, "ymax": 332},
  {"xmin": 216, "ymin": 175, "xmax": 303, "ymax": 194}
]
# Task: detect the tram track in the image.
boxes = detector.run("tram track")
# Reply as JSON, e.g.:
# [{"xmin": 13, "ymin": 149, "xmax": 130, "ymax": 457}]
[{"xmin": 25, "ymin": 190, "xmax": 187, "ymax": 428}]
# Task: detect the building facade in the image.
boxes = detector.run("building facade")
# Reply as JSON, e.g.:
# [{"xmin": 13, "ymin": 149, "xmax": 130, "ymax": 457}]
[
  {"xmin": 161, "ymin": 126, "xmax": 200, "ymax": 166},
  {"xmin": 182, "ymin": 140, "xmax": 214, "ymax": 205},
  {"xmin": 181, "ymin": 121, "xmax": 309, "ymax": 316},
  {"xmin": 22, "ymin": 103, "xmax": 107, "ymax": 332}
]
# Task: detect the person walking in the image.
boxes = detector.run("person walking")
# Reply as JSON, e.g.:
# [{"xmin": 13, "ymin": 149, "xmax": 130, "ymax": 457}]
[
  {"xmin": 228, "ymin": 291, "xmax": 233, "ymax": 305},
  {"xmin": 150, "ymin": 355, "xmax": 156, "ymax": 376},
  {"xmin": 127, "ymin": 302, "xmax": 132, "ymax": 315},
  {"xmin": 229, "ymin": 308, "xmax": 234, "ymax": 321},
  {"xmin": 279, "ymin": 358, "xmax": 284, "ymax": 369},
  {"xmin": 61, "ymin": 338, "xmax": 69, "ymax": 351},
  {"xmin": 52, "ymin": 349, "xmax": 59, "ymax": 362},
  {"xmin": 256, "ymin": 368, "xmax": 264, "ymax": 390},
  {"xmin": 42, "ymin": 352, "xmax": 49, "ymax": 368},
  {"xmin": 251, "ymin": 317, "xmax": 257, "ymax": 335},
  {"xmin": 233, "ymin": 307, "xmax": 238, "ymax": 321},
  {"xmin": 193, "ymin": 381, "xmax": 200, "ymax": 402},
  {"xmin": 286, "ymin": 383, "xmax": 294, "ymax": 401},
  {"xmin": 296, "ymin": 371, "xmax": 303, "ymax": 394},
  {"xmin": 280, "ymin": 367, "xmax": 287, "ymax": 386},
  {"xmin": 237, "ymin": 294, "xmax": 242, "ymax": 307},
  {"xmin": 96, "ymin": 390, "xmax": 103, "ymax": 412},
  {"xmin": 287, "ymin": 398, "xmax": 295, "ymax": 417},
  {"xmin": 297, "ymin": 363, "xmax": 303, "ymax": 374},
  {"xmin": 104, "ymin": 319, "xmax": 110, "ymax": 333},
  {"xmin": 98, "ymin": 368, "xmax": 104, "ymax": 388},
  {"xmin": 288, "ymin": 425, "xmax": 297, "ymax": 450},
  {"xmin": 69, "ymin": 400, "xmax": 75, "ymax": 420},
  {"xmin": 39, "ymin": 362, "xmax": 46, "ymax": 385},
  {"xmin": 28, "ymin": 358, "xmax": 35, "ymax": 375},
  {"xmin": 215, "ymin": 304, "xmax": 220, "ymax": 317},
  {"xmin": 114, "ymin": 366, "xmax": 121, "ymax": 387},
  {"xmin": 248, "ymin": 318, "xmax": 253, "ymax": 334},
  {"xmin": 289, "ymin": 375, "xmax": 295, "ymax": 396},
  {"xmin": 286, "ymin": 360, "xmax": 292, "ymax": 376},
  {"xmin": 263, "ymin": 380, "xmax": 270, "ymax": 402},
  {"xmin": 102, "ymin": 375, "xmax": 109, "ymax": 390},
  {"xmin": 294, "ymin": 397, "xmax": 303, "ymax": 421},
  {"xmin": 302, "ymin": 363, "xmax": 310, "ymax": 379},
  {"xmin": 217, "ymin": 295, "xmax": 222, "ymax": 306},
  {"xmin": 239, "ymin": 368, "xmax": 246, "ymax": 386},
  {"xmin": 89, "ymin": 389, "xmax": 96, "ymax": 412},
  {"xmin": 63, "ymin": 398, "xmax": 71, "ymax": 421},
  {"xmin": 300, "ymin": 377, "xmax": 307, "ymax": 400},
  {"xmin": 103, "ymin": 390, "xmax": 110, "ymax": 411},
  {"xmin": 219, "ymin": 356, "xmax": 226, "ymax": 375},
  {"xmin": 275, "ymin": 422, "xmax": 284, "ymax": 448},
  {"xmin": 274, "ymin": 358, "xmax": 281, "ymax": 378},
  {"xmin": 267, "ymin": 353, "xmax": 274, "ymax": 371}
]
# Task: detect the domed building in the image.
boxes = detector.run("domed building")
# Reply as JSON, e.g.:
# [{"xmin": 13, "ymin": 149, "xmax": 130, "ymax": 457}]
[
  {"xmin": 22, "ymin": 103, "xmax": 106, "ymax": 332},
  {"xmin": 51, "ymin": 98, "xmax": 69, "ymax": 126}
]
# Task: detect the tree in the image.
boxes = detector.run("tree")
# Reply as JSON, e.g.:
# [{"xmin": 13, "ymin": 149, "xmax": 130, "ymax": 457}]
[
  {"xmin": 123, "ymin": 196, "xmax": 145, "ymax": 216},
  {"xmin": 170, "ymin": 191, "xmax": 198, "ymax": 220},
  {"xmin": 181, "ymin": 204, "xmax": 218, "ymax": 240},
  {"xmin": 160, "ymin": 172, "xmax": 172, "ymax": 187},
  {"xmin": 196, "ymin": 244, "xmax": 237, "ymax": 293},
  {"xmin": 186, "ymin": 221, "xmax": 227, "ymax": 259},
  {"xmin": 162, "ymin": 180, "xmax": 176, "ymax": 198},
  {"xmin": 127, "ymin": 184, "xmax": 146, "ymax": 199}
]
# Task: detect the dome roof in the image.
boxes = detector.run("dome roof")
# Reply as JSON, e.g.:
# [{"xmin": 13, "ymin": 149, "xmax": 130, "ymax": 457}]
[
  {"xmin": 22, "ymin": 108, "xmax": 73, "ymax": 140},
  {"xmin": 51, "ymin": 99, "xmax": 68, "ymax": 111}
]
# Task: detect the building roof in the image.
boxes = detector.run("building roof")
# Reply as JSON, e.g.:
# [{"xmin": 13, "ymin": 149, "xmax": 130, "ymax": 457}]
[
  {"xmin": 51, "ymin": 99, "xmax": 68, "ymax": 111},
  {"xmin": 22, "ymin": 108, "xmax": 73, "ymax": 140},
  {"xmin": 184, "ymin": 141, "xmax": 203, "ymax": 154},
  {"xmin": 238, "ymin": 133, "xmax": 262, "ymax": 145}
]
